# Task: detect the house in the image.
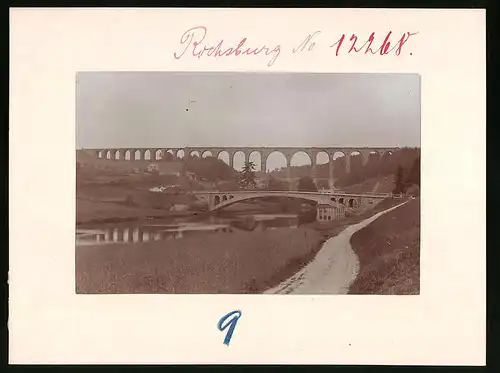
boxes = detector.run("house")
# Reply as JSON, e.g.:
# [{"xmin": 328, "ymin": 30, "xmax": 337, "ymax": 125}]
[
  {"xmin": 147, "ymin": 163, "xmax": 160, "ymax": 173},
  {"xmin": 147, "ymin": 162, "xmax": 184, "ymax": 176},
  {"xmin": 170, "ymin": 204, "xmax": 189, "ymax": 212},
  {"xmin": 317, "ymin": 203, "xmax": 346, "ymax": 222}
]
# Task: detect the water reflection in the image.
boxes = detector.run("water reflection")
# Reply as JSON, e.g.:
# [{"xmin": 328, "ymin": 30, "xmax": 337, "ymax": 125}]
[
  {"xmin": 76, "ymin": 224, "xmax": 233, "ymax": 246},
  {"xmin": 76, "ymin": 214, "xmax": 300, "ymax": 247}
]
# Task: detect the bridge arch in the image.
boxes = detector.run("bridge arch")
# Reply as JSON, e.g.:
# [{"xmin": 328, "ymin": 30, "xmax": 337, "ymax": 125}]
[
  {"xmin": 249, "ymin": 151, "xmax": 262, "ymax": 171},
  {"xmin": 202, "ymin": 150, "xmax": 213, "ymax": 158},
  {"xmin": 332, "ymin": 151, "xmax": 347, "ymax": 174},
  {"xmin": 217, "ymin": 150, "xmax": 230, "ymax": 166},
  {"xmin": 176, "ymin": 149, "xmax": 185, "ymax": 159},
  {"xmin": 348, "ymin": 198, "xmax": 357, "ymax": 208},
  {"xmin": 155, "ymin": 149, "xmax": 163, "ymax": 160},
  {"xmin": 332, "ymin": 151, "xmax": 347, "ymax": 162},
  {"xmin": 214, "ymin": 195, "xmax": 221, "ymax": 205},
  {"xmin": 316, "ymin": 151, "xmax": 330, "ymax": 165},
  {"xmin": 366, "ymin": 151, "xmax": 381, "ymax": 166},
  {"xmin": 349, "ymin": 151, "xmax": 363, "ymax": 165},
  {"xmin": 134, "ymin": 150, "xmax": 141, "ymax": 160},
  {"xmin": 381, "ymin": 151, "xmax": 394, "ymax": 164},
  {"xmin": 290, "ymin": 151, "xmax": 312, "ymax": 178},
  {"xmin": 164, "ymin": 149, "xmax": 175, "ymax": 160},
  {"xmin": 265, "ymin": 151, "xmax": 288, "ymax": 173},
  {"xmin": 114, "ymin": 150, "xmax": 120, "ymax": 160},
  {"xmin": 233, "ymin": 151, "xmax": 246, "ymax": 171},
  {"xmin": 338, "ymin": 197, "xmax": 344, "ymax": 204},
  {"xmin": 189, "ymin": 150, "xmax": 200, "ymax": 158},
  {"xmin": 124, "ymin": 150, "xmax": 131, "ymax": 160},
  {"xmin": 144, "ymin": 149, "xmax": 152, "ymax": 160},
  {"xmin": 291, "ymin": 150, "xmax": 312, "ymax": 164},
  {"xmin": 211, "ymin": 193, "xmax": 324, "ymax": 211}
]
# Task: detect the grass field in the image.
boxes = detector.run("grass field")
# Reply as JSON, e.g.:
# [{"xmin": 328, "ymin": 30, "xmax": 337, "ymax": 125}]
[{"xmin": 76, "ymin": 227, "xmax": 323, "ymax": 294}]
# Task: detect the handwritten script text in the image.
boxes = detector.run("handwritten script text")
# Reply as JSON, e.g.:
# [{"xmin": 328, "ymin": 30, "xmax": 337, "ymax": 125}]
[
  {"xmin": 173, "ymin": 27, "xmax": 418, "ymax": 67},
  {"xmin": 174, "ymin": 26, "xmax": 281, "ymax": 67}
]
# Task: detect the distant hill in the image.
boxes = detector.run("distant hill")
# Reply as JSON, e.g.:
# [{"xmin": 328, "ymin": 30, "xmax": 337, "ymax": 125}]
[
  {"xmin": 269, "ymin": 147, "xmax": 420, "ymax": 189},
  {"xmin": 183, "ymin": 155, "xmax": 239, "ymax": 183},
  {"xmin": 341, "ymin": 175, "xmax": 396, "ymax": 194}
]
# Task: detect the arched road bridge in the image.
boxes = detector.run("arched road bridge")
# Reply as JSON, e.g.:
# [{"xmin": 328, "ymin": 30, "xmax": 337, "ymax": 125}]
[{"xmin": 192, "ymin": 190, "xmax": 400, "ymax": 212}]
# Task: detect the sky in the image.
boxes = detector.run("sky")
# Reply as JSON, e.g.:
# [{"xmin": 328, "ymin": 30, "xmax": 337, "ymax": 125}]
[{"xmin": 76, "ymin": 72, "xmax": 420, "ymax": 171}]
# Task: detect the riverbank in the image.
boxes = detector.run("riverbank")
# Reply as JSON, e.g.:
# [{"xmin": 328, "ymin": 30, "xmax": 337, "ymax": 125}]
[
  {"xmin": 76, "ymin": 198, "xmax": 208, "ymax": 225},
  {"xmin": 348, "ymin": 198, "xmax": 420, "ymax": 294}
]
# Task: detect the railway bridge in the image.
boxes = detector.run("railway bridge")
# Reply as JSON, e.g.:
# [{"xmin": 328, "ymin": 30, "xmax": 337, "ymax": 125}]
[{"xmin": 82, "ymin": 145, "xmax": 399, "ymax": 189}]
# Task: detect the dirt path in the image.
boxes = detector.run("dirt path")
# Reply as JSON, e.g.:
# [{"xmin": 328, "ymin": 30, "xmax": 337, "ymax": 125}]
[{"xmin": 264, "ymin": 200, "xmax": 410, "ymax": 295}]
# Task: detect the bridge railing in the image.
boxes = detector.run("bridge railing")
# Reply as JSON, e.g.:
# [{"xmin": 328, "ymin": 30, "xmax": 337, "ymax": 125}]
[{"xmin": 192, "ymin": 190, "xmax": 395, "ymax": 198}]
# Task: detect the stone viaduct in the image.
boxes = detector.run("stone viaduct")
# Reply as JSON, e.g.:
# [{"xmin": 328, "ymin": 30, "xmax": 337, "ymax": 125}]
[{"xmin": 84, "ymin": 146, "xmax": 398, "ymax": 187}]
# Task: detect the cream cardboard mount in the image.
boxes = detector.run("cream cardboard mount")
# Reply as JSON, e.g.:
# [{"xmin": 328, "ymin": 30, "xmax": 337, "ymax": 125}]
[{"xmin": 9, "ymin": 9, "xmax": 485, "ymax": 365}]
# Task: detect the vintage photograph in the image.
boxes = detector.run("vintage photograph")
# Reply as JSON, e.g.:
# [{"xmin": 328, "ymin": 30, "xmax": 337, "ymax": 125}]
[{"xmin": 76, "ymin": 72, "xmax": 421, "ymax": 295}]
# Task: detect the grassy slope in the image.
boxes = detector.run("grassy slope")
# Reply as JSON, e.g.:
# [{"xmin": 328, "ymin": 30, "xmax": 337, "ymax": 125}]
[
  {"xmin": 340, "ymin": 175, "xmax": 395, "ymax": 194},
  {"xmin": 348, "ymin": 198, "xmax": 420, "ymax": 295}
]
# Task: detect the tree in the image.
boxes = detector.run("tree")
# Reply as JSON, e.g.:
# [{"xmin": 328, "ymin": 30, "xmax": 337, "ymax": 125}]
[
  {"xmin": 297, "ymin": 176, "xmax": 317, "ymax": 192},
  {"xmin": 406, "ymin": 184, "xmax": 420, "ymax": 197},
  {"xmin": 393, "ymin": 165, "xmax": 406, "ymax": 194},
  {"xmin": 266, "ymin": 175, "xmax": 289, "ymax": 191},
  {"xmin": 163, "ymin": 152, "xmax": 175, "ymax": 162},
  {"xmin": 405, "ymin": 156, "xmax": 420, "ymax": 186},
  {"xmin": 316, "ymin": 179, "xmax": 330, "ymax": 190},
  {"xmin": 334, "ymin": 147, "xmax": 420, "ymax": 188},
  {"xmin": 217, "ymin": 179, "xmax": 241, "ymax": 191},
  {"xmin": 239, "ymin": 161, "xmax": 257, "ymax": 189}
]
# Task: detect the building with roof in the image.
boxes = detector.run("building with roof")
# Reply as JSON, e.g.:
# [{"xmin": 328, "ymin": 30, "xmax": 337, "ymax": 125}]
[{"xmin": 316, "ymin": 203, "xmax": 346, "ymax": 222}]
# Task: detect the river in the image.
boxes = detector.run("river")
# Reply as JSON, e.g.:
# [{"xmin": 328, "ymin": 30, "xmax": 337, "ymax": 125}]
[{"xmin": 76, "ymin": 211, "xmax": 305, "ymax": 247}]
